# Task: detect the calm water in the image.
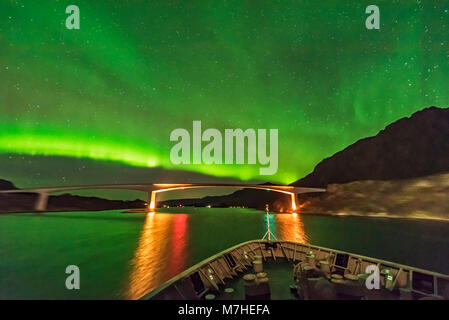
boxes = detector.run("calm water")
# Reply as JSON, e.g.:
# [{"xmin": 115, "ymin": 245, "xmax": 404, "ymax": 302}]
[{"xmin": 1, "ymin": 207, "xmax": 448, "ymax": 299}]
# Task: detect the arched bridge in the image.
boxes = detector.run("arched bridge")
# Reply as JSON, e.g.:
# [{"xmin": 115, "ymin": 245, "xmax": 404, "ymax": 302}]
[{"xmin": 0, "ymin": 183, "xmax": 326, "ymax": 212}]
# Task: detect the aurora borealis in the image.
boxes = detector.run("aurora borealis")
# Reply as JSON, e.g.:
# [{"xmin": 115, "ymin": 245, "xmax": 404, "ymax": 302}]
[{"xmin": 1, "ymin": 1, "xmax": 449, "ymax": 185}]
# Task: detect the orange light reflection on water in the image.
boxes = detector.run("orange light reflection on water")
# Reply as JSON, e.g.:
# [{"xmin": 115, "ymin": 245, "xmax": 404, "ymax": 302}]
[
  {"xmin": 274, "ymin": 212, "xmax": 308, "ymax": 243},
  {"xmin": 168, "ymin": 214, "xmax": 189, "ymax": 276},
  {"xmin": 126, "ymin": 213, "xmax": 189, "ymax": 299}
]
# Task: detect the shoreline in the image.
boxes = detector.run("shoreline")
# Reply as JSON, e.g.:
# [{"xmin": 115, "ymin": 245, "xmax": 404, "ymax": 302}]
[
  {"xmin": 299, "ymin": 211, "xmax": 449, "ymax": 222},
  {"xmin": 2, "ymin": 207, "xmax": 448, "ymax": 223}
]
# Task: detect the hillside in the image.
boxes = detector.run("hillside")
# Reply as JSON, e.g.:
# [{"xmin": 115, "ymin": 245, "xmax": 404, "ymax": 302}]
[{"xmin": 297, "ymin": 173, "xmax": 449, "ymax": 220}]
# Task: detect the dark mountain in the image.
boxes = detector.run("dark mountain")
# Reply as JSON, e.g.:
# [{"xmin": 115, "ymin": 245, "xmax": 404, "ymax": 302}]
[
  {"xmin": 46, "ymin": 194, "xmax": 145, "ymax": 212},
  {"xmin": 293, "ymin": 106, "xmax": 449, "ymax": 187},
  {"xmin": 0, "ymin": 179, "xmax": 17, "ymax": 190}
]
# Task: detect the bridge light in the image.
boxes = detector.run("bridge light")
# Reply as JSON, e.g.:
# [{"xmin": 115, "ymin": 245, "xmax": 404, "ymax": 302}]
[{"xmin": 149, "ymin": 201, "xmax": 155, "ymax": 210}]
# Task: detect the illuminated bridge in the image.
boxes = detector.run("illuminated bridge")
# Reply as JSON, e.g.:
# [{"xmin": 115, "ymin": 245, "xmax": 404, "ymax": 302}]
[{"xmin": 0, "ymin": 183, "xmax": 326, "ymax": 212}]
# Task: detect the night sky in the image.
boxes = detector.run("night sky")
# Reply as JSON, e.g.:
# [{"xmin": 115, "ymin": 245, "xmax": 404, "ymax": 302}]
[{"xmin": 1, "ymin": 1, "xmax": 448, "ymax": 187}]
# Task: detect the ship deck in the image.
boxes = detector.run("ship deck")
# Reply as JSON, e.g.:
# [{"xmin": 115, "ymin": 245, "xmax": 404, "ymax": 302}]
[
  {"xmin": 217, "ymin": 260, "xmax": 297, "ymax": 300},
  {"xmin": 212, "ymin": 260, "xmax": 400, "ymax": 300},
  {"xmin": 143, "ymin": 240, "xmax": 449, "ymax": 300}
]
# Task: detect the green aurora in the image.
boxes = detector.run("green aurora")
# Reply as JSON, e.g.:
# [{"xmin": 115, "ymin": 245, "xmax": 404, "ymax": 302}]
[{"xmin": 1, "ymin": 0, "xmax": 449, "ymax": 184}]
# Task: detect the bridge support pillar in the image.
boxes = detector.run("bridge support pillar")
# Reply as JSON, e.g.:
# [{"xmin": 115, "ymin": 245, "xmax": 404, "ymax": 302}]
[
  {"xmin": 148, "ymin": 191, "xmax": 156, "ymax": 212},
  {"xmin": 291, "ymin": 193, "xmax": 298, "ymax": 212},
  {"xmin": 35, "ymin": 192, "xmax": 49, "ymax": 212}
]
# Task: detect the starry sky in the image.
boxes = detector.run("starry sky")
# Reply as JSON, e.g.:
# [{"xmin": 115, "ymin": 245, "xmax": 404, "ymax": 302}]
[{"xmin": 1, "ymin": 0, "xmax": 448, "ymax": 187}]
